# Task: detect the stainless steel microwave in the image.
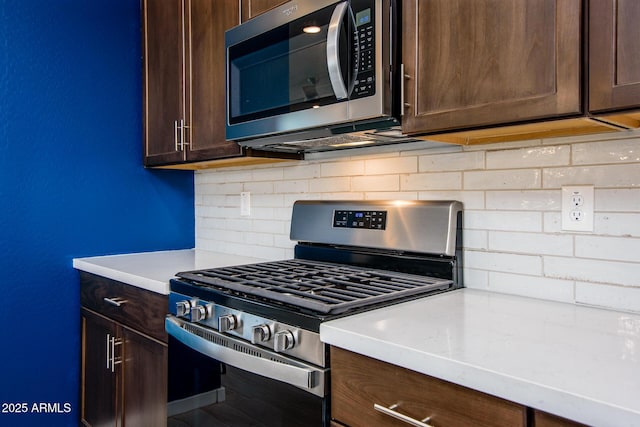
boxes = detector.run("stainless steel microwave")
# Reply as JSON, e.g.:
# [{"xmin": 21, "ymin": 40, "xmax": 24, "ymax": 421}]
[{"xmin": 225, "ymin": 0, "xmax": 408, "ymax": 153}]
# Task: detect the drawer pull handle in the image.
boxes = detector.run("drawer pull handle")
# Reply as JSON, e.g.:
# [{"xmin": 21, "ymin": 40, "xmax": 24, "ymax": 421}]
[
  {"xmin": 374, "ymin": 403, "xmax": 433, "ymax": 427},
  {"xmin": 104, "ymin": 297, "xmax": 127, "ymax": 307}
]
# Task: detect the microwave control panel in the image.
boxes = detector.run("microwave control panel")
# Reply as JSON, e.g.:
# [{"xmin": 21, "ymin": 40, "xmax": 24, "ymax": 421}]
[
  {"xmin": 333, "ymin": 210, "xmax": 387, "ymax": 230},
  {"xmin": 352, "ymin": 6, "xmax": 375, "ymax": 100}
]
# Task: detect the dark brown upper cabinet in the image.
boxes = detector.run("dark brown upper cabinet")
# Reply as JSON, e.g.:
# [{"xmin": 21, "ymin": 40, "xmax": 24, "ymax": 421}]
[
  {"xmin": 240, "ymin": 0, "xmax": 289, "ymax": 22},
  {"xmin": 143, "ymin": 0, "xmax": 242, "ymax": 167},
  {"xmin": 401, "ymin": 0, "xmax": 583, "ymax": 137},
  {"xmin": 589, "ymin": 0, "xmax": 640, "ymax": 114},
  {"xmin": 144, "ymin": 0, "xmax": 301, "ymax": 169}
]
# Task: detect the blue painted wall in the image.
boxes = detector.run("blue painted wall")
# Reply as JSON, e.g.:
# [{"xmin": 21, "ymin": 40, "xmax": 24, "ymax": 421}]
[{"xmin": 0, "ymin": 0, "xmax": 194, "ymax": 425}]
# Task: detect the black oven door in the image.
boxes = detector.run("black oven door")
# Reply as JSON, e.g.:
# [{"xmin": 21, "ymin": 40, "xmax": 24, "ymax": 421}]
[
  {"xmin": 166, "ymin": 316, "xmax": 329, "ymax": 427},
  {"xmin": 226, "ymin": 0, "xmax": 358, "ymax": 140}
]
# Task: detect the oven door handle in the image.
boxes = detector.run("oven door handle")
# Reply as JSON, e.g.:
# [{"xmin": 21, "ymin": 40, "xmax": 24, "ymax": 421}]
[{"xmin": 166, "ymin": 316, "xmax": 327, "ymax": 397}]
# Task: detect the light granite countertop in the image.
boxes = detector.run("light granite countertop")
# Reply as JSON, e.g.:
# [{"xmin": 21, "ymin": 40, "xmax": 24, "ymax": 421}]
[
  {"xmin": 321, "ymin": 288, "xmax": 640, "ymax": 427},
  {"xmin": 73, "ymin": 249, "xmax": 266, "ymax": 294}
]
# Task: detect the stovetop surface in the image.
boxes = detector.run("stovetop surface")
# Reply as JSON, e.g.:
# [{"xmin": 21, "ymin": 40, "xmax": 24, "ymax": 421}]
[{"xmin": 175, "ymin": 259, "xmax": 453, "ymax": 316}]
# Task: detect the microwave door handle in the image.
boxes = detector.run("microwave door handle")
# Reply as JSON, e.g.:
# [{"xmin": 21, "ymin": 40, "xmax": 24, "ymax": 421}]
[{"xmin": 327, "ymin": 2, "xmax": 349, "ymax": 100}]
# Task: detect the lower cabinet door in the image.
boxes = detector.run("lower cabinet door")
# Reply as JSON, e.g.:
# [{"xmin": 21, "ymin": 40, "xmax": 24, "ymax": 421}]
[
  {"xmin": 81, "ymin": 309, "xmax": 118, "ymax": 426},
  {"xmin": 331, "ymin": 347, "xmax": 526, "ymax": 427},
  {"xmin": 121, "ymin": 326, "xmax": 167, "ymax": 426},
  {"xmin": 81, "ymin": 308, "xmax": 168, "ymax": 427}
]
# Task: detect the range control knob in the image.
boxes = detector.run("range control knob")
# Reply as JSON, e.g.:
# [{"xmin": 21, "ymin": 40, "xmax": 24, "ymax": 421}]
[
  {"xmin": 251, "ymin": 324, "xmax": 272, "ymax": 344},
  {"xmin": 190, "ymin": 304, "xmax": 212, "ymax": 322},
  {"xmin": 274, "ymin": 330, "xmax": 295, "ymax": 352},
  {"xmin": 218, "ymin": 314, "xmax": 237, "ymax": 332},
  {"xmin": 175, "ymin": 301, "xmax": 191, "ymax": 317}
]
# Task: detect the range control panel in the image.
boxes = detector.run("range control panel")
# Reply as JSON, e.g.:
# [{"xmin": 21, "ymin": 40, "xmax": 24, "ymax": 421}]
[{"xmin": 333, "ymin": 210, "xmax": 387, "ymax": 230}]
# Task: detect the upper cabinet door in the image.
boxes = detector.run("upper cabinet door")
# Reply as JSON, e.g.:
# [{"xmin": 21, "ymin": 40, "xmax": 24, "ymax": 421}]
[
  {"xmin": 589, "ymin": 0, "xmax": 640, "ymax": 113},
  {"xmin": 143, "ymin": 0, "xmax": 185, "ymax": 165},
  {"xmin": 186, "ymin": 0, "xmax": 242, "ymax": 161},
  {"xmin": 402, "ymin": 0, "xmax": 582, "ymax": 135},
  {"xmin": 240, "ymin": 0, "xmax": 289, "ymax": 23}
]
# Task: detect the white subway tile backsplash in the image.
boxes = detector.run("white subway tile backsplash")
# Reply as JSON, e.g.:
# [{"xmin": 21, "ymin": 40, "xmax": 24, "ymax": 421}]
[
  {"xmin": 365, "ymin": 156, "xmax": 417, "ymax": 174},
  {"xmin": 543, "ymin": 164, "xmax": 640, "ymax": 188},
  {"xmin": 251, "ymin": 168, "xmax": 285, "ymax": 182},
  {"xmin": 573, "ymin": 138, "xmax": 640, "ymax": 165},
  {"xmin": 543, "ymin": 212, "xmax": 563, "ymax": 233},
  {"xmin": 321, "ymin": 192, "xmax": 365, "ymax": 200},
  {"xmin": 401, "ymin": 172, "xmax": 462, "ymax": 191},
  {"xmin": 242, "ymin": 231, "xmax": 274, "ymax": 247},
  {"xmin": 576, "ymin": 282, "xmax": 640, "ymax": 312},
  {"xmin": 283, "ymin": 164, "xmax": 321, "ymax": 180},
  {"xmin": 465, "ymin": 250, "xmax": 543, "ymax": 275},
  {"xmin": 251, "ymin": 193, "xmax": 284, "ymax": 207},
  {"xmin": 595, "ymin": 213, "xmax": 640, "ymax": 237},
  {"xmin": 243, "ymin": 181, "xmax": 275, "ymax": 194},
  {"xmin": 575, "ymin": 236, "xmax": 640, "ymax": 263},
  {"xmin": 251, "ymin": 219, "xmax": 288, "ymax": 235},
  {"xmin": 352, "ymin": 174, "xmax": 399, "ymax": 191},
  {"xmin": 273, "ymin": 180, "xmax": 309, "ymax": 194},
  {"xmin": 544, "ymin": 256, "xmax": 640, "ymax": 287},
  {"xmin": 464, "ymin": 210, "xmax": 542, "ymax": 232},
  {"xmin": 320, "ymin": 160, "xmax": 365, "ymax": 177},
  {"xmin": 462, "ymin": 268, "xmax": 489, "ymax": 290},
  {"xmin": 489, "ymin": 231, "xmax": 573, "ymax": 256},
  {"xmin": 309, "ymin": 177, "xmax": 351, "ymax": 193},
  {"xmin": 595, "ymin": 189, "xmax": 640, "ymax": 212},
  {"xmin": 462, "ymin": 229, "xmax": 488, "ymax": 250},
  {"xmin": 486, "ymin": 145, "xmax": 570, "ymax": 169},
  {"xmin": 195, "ymin": 131, "xmax": 640, "ymax": 312},
  {"xmin": 464, "ymin": 169, "xmax": 541, "ymax": 190},
  {"xmin": 365, "ymin": 192, "xmax": 417, "ymax": 200},
  {"xmin": 198, "ymin": 182, "xmax": 243, "ymax": 195},
  {"xmin": 419, "ymin": 151, "xmax": 484, "ymax": 172},
  {"xmin": 419, "ymin": 191, "xmax": 485, "ymax": 209},
  {"xmin": 486, "ymin": 190, "xmax": 560, "ymax": 211},
  {"xmin": 488, "ymin": 272, "xmax": 574, "ymax": 303}
]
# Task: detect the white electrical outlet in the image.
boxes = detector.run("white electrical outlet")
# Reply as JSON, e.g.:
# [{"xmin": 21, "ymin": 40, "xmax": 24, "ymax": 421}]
[
  {"xmin": 240, "ymin": 192, "xmax": 251, "ymax": 216},
  {"xmin": 561, "ymin": 185, "xmax": 594, "ymax": 232}
]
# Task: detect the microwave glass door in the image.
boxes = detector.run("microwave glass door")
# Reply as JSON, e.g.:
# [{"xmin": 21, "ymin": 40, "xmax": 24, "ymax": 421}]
[{"xmin": 228, "ymin": 2, "xmax": 357, "ymax": 125}]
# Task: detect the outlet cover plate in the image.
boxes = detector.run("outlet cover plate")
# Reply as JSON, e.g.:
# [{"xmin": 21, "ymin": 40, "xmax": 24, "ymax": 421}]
[
  {"xmin": 561, "ymin": 185, "xmax": 594, "ymax": 232},
  {"xmin": 240, "ymin": 192, "xmax": 251, "ymax": 216}
]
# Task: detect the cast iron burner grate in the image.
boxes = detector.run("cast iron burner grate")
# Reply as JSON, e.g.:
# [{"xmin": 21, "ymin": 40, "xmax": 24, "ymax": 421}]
[{"xmin": 176, "ymin": 259, "xmax": 453, "ymax": 314}]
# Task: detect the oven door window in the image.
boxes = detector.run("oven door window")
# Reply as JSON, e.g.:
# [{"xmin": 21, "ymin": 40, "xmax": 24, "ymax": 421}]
[{"xmin": 227, "ymin": 2, "xmax": 357, "ymax": 125}]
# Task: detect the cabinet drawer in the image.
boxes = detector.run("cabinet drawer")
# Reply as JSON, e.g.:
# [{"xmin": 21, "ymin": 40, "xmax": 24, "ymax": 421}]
[
  {"xmin": 80, "ymin": 272, "xmax": 168, "ymax": 343},
  {"xmin": 534, "ymin": 410, "xmax": 586, "ymax": 427},
  {"xmin": 331, "ymin": 347, "xmax": 526, "ymax": 427}
]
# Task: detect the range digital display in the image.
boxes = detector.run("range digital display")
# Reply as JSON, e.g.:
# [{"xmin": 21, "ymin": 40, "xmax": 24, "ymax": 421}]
[{"xmin": 333, "ymin": 210, "xmax": 387, "ymax": 230}]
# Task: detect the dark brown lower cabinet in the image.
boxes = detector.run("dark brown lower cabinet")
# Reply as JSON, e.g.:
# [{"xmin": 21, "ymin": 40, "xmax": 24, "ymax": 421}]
[
  {"xmin": 331, "ymin": 347, "xmax": 526, "ymax": 427},
  {"xmin": 81, "ymin": 308, "xmax": 167, "ymax": 426},
  {"xmin": 534, "ymin": 410, "xmax": 587, "ymax": 427},
  {"xmin": 331, "ymin": 347, "xmax": 589, "ymax": 427},
  {"xmin": 80, "ymin": 273, "xmax": 168, "ymax": 426}
]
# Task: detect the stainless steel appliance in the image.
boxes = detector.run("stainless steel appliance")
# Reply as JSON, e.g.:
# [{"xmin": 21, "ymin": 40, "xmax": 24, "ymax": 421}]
[
  {"xmin": 166, "ymin": 200, "xmax": 463, "ymax": 426},
  {"xmin": 225, "ymin": 0, "xmax": 416, "ymax": 153}
]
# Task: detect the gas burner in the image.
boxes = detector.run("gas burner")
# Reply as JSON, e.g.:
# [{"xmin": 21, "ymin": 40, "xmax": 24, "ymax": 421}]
[{"xmin": 177, "ymin": 259, "xmax": 454, "ymax": 315}]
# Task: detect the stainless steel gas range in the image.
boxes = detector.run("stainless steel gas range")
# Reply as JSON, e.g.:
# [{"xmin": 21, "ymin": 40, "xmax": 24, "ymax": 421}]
[{"xmin": 166, "ymin": 200, "xmax": 463, "ymax": 426}]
